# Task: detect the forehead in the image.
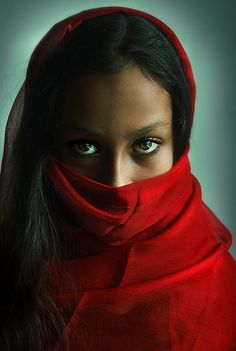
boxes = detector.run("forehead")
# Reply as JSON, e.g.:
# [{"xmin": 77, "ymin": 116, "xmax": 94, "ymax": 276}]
[{"xmin": 59, "ymin": 64, "xmax": 172, "ymax": 131}]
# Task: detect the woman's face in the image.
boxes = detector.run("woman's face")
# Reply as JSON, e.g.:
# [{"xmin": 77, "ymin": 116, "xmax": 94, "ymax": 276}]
[{"xmin": 51, "ymin": 63, "xmax": 173, "ymax": 187}]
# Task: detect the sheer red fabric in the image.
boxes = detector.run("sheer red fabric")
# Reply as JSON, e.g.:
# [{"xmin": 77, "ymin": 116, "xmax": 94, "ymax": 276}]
[
  {"xmin": 1, "ymin": 6, "xmax": 236, "ymax": 351},
  {"xmin": 45, "ymin": 143, "xmax": 236, "ymax": 351}
]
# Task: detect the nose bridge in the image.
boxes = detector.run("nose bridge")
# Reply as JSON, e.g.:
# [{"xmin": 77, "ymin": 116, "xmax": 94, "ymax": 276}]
[{"xmin": 104, "ymin": 152, "xmax": 130, "ymax": 187}]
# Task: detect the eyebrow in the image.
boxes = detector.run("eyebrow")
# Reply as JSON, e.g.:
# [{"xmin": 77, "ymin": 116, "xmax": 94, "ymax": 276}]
[{"xmin": 57, "ymin": 120, "xmax": 170, "ymax": 139}]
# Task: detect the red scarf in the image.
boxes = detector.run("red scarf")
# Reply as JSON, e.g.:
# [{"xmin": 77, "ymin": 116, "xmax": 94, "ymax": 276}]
[
  {"xmin": 45, "ymin": 140, "xmax": 236, "ymax": 350},
  {"xmin": 45, "ymin": 145, "xmax": 193, "ymax": 247},
  {"xmin": 2, "ymin": 5, "xmax": 235, "ymax": 351}
]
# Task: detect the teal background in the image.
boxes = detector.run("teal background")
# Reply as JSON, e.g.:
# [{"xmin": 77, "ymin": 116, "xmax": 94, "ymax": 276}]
[{"xmin": 0, "ymin": 0, "xmax": 235, "ymax": 257}]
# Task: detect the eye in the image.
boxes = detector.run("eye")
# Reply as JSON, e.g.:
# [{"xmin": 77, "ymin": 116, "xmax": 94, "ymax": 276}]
[
  {"xmin": 132, "ymin": 138, "xmax": 162, "ymax": 155},
  {"xmin": 67, "ymin": 137, "xmax": 163, "ymax": 157},
  {"xmin": 68, "ymin": 140, "xmax": 99, "ymax": 156}
]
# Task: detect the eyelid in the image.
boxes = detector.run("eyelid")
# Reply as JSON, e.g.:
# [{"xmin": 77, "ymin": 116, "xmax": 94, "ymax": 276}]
[
  {"xmin": 132, "ymin": 136, "xmax": 163, "ymax": 144},
  {"xmin": 68, "ymin": 138, "xmax": 100, "ymax": 149},
  {"xmin": 68, "ymin": 136, "xmax": 163, "ymax": 146}
]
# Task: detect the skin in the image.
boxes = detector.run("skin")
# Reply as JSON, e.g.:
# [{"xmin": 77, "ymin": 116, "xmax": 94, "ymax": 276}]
[{"xmin": 51, "ymin": 63, "xmax": 174, "ymax": 187}]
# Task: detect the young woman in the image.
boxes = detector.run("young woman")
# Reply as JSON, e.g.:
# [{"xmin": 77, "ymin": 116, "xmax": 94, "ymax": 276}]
[{"xmin": 0, "ymin": 6, "xmax": 235, "ymax": 351}]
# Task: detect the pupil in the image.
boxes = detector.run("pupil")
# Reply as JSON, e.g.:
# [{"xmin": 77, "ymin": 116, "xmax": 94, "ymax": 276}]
[
  {"xmin": 141, "ymin": 140, "xmax": 151, "ymax": 150},
  {"xmin": 81, "ymin": 142, "xmax": 91, "ymax": 151}
]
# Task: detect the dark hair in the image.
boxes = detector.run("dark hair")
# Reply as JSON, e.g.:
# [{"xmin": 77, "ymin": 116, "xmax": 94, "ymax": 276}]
[{"xmin": 0, "ymin": 12, "xmax": 192, "ymax": 351}]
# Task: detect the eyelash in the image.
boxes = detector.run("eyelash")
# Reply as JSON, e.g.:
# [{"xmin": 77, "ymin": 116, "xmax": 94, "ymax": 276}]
[{"xmin": 68, "ymin": 138, "xmax": 163, "ymax": 157}]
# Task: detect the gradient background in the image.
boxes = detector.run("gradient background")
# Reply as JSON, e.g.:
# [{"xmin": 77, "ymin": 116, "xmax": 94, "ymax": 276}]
[{"xmin": 0, "ymin": 0, "xmax": 235, "ymax": 257}]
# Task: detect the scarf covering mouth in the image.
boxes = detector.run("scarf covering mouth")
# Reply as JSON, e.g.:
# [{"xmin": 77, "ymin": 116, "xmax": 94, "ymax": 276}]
[
  {"xmin": 45, "ymin": 139, "xmax": 235, "ymax": 351},
  {"xmin": 1, "ymin": 5, "xmax": 236, "ymax": 351},
  {"xmin": 45, "ymin": 144, "xmax": 193, "ymax": 246}
]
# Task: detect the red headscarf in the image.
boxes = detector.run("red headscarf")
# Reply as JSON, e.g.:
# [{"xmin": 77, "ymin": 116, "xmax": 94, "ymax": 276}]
[{"xmin": 1, "ymin": 6, "xmax": 236, "ymax": 351}]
